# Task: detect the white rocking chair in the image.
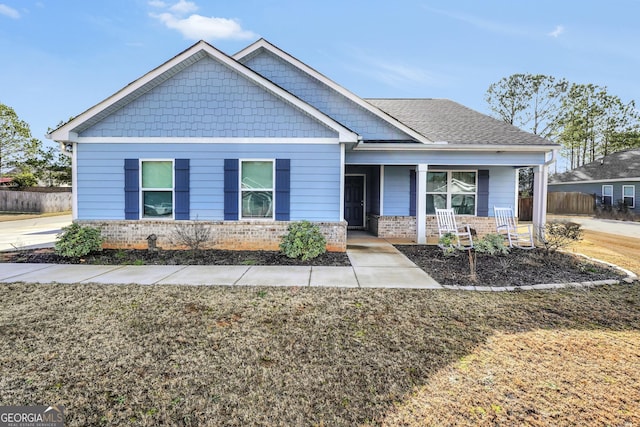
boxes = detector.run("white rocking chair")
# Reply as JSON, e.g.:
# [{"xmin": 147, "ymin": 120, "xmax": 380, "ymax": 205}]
[
  {"xmin": 494, "ymin": 207, "xmax": 535, "ymax": 249},
  {"xmin": 435, "ymin": 208, "xmax": 473, "ymax": 249}
]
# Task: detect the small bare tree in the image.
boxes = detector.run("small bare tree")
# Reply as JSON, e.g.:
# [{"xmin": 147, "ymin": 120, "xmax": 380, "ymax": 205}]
[{"xmin": 170, "ymin": 218, "xmax": 212, "ymax": 253}]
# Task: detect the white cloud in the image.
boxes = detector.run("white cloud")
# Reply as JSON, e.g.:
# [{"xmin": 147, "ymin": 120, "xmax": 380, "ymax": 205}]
[
  {"xmin": 370, "ymin": 61, "xmax": 436, "ymax": 87},
  {"xmin": 425, "ymin": 6, "xmax": 528, "ymax": 37},
  {"xmin": 548, "ymin": 25, "xmax": 565, "ymax": 38},
  {"xmin": 0, "ymin": 4, "xmax": 20, "ymax": 19},
  {"xmin": 169, "ymin": 0, "xmax": 198, "ymax": 15},
  {"xmin": 152, "ymin": 12, "xmax": 256, "ymax": 41},
  {"xmin": 344, "ymin": 47, "xmax": 442, "ymax": 90},
  {"xmin": 149, "ymin": 1, "xmax": 256, "ymax": 41}
]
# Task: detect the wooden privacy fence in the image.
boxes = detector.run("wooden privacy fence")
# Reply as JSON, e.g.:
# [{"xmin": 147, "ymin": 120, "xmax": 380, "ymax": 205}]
[
  {"xmin": 0, "ymin": 189, "xmax": 72, "ymax": 213},
  {"xmin": 547, "ymin": 192, "xmax": 595, "ymax": 215},
  {"xmin": 518, "ymin": 197, "xmax": 533, "ymax": 221}
]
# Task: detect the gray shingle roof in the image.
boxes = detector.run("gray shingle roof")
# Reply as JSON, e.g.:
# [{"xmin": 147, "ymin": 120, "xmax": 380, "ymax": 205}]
[
  {"xmin": 550, "ymin": 148, "xmax": 640, "ymax": 183},
  {"xmin": 365, "ymin": 98, "xmax": 556, "ymax": 146}
]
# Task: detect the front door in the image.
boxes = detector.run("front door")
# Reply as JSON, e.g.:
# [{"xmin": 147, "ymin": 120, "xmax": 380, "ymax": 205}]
[{"xmin": 345, "ymin": 175, "xmax": 365, "ymax": 229}]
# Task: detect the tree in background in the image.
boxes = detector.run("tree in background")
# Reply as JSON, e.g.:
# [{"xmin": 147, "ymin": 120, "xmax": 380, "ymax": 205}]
[
  {"xmin": 486, "ymin": 74, "xmax": 567, "ymax": 194},
  {"xmin": 486, "ymin": 75, "xmax": 640, "ymax": 171},
  {"xmin": 485, "ymin": 74, "xmax": 568, "ymax": 139},
  {"xmin": 556, "ymin": 83, "xmax": 639, "ymax": 169},
  {"xmin": 1, "ymin": 103, "xmax": 71, "ymax": 186},
  {"xmin": 0, "ymin": 103, "xmax": 39, "ymax": 178},
  {"xmin": 24, "ymin": 145, "xmax": 72, "ymax": 186}
]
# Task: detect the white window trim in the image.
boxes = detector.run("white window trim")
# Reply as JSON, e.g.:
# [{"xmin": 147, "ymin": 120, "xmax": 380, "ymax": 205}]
[
  {"xmin": 140, "ymin": 159, "xmax": 175, "ymax": 220},
  {"xmin": 426, "ymin": 170, "xmax": 478, "ymax": 216},
  {"xmin": 623, "ymin": 185, "xmax": 635, "ymax": 208},
  {"xmin": 239, "ymin": 158, "xmax": 275, "ymax": 221},
  {"xmin": 602, "ymin": 184, "xmax": 613, "ymax": 206}
]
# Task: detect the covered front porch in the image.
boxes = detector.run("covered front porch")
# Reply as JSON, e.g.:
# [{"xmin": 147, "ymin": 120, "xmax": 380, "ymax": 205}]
[{"xmin": 344, "ymin": 161, "xmax": 550, "ymax": 244}]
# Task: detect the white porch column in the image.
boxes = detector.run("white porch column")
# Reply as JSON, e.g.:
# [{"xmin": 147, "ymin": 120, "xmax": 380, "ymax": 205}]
[
  {"xmin": 416, "ymin": 164, "xmax": 428, "ymax": 244},
  {"xmin": 532, "ymin": 164, "xmax": 549, "ymax": 235}
]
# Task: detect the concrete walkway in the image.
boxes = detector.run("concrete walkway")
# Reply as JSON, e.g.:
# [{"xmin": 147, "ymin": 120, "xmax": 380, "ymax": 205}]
[{"xmin": 0, "ymin": 232, "xmax": 443, "ymax": 289}]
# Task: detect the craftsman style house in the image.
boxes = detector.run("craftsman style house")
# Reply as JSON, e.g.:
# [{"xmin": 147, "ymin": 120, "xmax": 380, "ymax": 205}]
[{"xmin": 48, "ymin": 39, "xmax": 557, "ymax": 251}]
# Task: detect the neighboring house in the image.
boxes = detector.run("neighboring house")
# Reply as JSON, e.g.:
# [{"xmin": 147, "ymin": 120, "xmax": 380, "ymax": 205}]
[
  {"xmin": 0, "ymin": 177, "xmax": 14, "ymax": 187},
  {"xmin": 47, "ymin": 39, "xmax": 557, "ymax": 251},
  {"xmin": 549, "ymin": 148, "xmax": 640, "ymax": 214}
]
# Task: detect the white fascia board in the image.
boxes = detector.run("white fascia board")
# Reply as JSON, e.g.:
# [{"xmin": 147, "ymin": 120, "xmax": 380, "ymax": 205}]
[
  {"xmin": 234, "ymin": 39, "xmax": 432, "ymax": 145},
  {"xmin": 47, "ymin": 40, "xmax": 358, "ymax": 144},
  {"xmin": 549, "ymin": 177, "xmax": 640, "ymax": 185},
  {"xmin": 352, "ymin": 142, "xmax": 559, "ymax": 152},
  {"xmin": 75, "ymin": 137, "xmax": 340, "ymax": 144}
]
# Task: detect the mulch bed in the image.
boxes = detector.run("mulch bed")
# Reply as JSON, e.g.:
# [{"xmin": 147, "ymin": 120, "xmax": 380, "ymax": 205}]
[
  {"xmin": 0, "ymin": 247, "xmax": 351, "ymax": 266},
  {"xmin": 395, "ymin": 245, "xmax": 627, "ymax": 287}
]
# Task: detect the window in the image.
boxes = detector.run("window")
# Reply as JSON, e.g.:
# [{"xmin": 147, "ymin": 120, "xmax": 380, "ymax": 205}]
[
  {"xmin": 623, "ymin": 185, "xmax": 635, "ymax": 208},
  {"xmin": 241, "ymin": 160, "xmax": 274, "ymax": 219},
  {"xmin": 141, "ymin": 160, "xmax": 173, "ymax": 218},
  {"xmin": 602, "ymin": 185, "xmax": 613, "ymax": 206},
  {"xmin": 426, "ymin": 171, "xmax": 477, "ymax": 215}
]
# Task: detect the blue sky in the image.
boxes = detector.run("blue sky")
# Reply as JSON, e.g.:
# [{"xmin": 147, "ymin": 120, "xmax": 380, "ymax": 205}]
[{"xmin": 1, "ymin": 0, "xmax": 639, "ymax": 158}]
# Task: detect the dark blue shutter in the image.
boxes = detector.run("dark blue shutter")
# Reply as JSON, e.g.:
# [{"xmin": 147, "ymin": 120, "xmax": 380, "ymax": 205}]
[
  {"xmin": 477, "ymin": 169, "xmax": 489, "ymax": 217},
  {"xmin": 224, "ymin": 159, "xmax": 239, "ymax": 220},
  {"xmin": 275, "ymin": 159, "xmax": 291, "ymax": 221},
  {"xmin": 409, "ymin": 169, "xmax": 417, "ymax": 216},
  {"xmin": 174, "ymin": 159, "xmax": 190, "ymax": 220},
  {"xmin": 124, "ymin": 159, "xmax": 139, "ymax": 220}
]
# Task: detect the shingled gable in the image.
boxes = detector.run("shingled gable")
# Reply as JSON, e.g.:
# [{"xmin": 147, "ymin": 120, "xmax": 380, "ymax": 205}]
[
  {"xmin": 47, "ymin": 40, "xmax": 358, "ymax": 144},
  {"xmin": 550, "ymin": 148, "xmax": 640, "ymax": 183},
  {"xmin": 233, "ymin": 38, "xmax": 433, "ymax": 145}
]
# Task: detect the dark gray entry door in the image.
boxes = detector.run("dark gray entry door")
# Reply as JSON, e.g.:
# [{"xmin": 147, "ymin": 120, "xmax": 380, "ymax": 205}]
[{"xmin": 345, "ymin": 175, "xmax": 364, "ymax": 228}]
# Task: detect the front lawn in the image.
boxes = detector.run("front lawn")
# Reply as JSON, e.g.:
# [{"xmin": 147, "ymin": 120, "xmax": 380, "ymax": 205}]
[{"xmin": 1, "ymin": 283, "xmax": 638, "ymax": 426}]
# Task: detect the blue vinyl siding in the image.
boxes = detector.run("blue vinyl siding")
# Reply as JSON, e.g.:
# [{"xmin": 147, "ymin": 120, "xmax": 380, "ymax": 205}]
[
  {"xmin": 382, "ymin": 165, "xmax": 517, "ymax": 216},
  {"xmin": 383, "ymin": 166, "xmax": 412, "ymax": 215},
  {"xmin": 486, "ymin": 167, "xmax": 517, "ymax": 215},
  {"xmin": 241, "ymin": 50, "xmax": 413, "ymax": 141},
  {"xmin": 79, "ymin": 56, "xmax": 336, "ymax": 139},
  {"xmin": 76, "ymin": 143, "xmax": 342, "ymax": 221}
]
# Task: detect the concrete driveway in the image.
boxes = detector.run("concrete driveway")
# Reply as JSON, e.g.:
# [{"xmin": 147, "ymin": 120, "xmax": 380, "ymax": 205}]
[
  {"xmin": 0, "ymin": 214, "xmax": 72, "ymax": 251},
  {"xmin": 549, "ymin": 215, "xmax": 640, "ymax": 239}
]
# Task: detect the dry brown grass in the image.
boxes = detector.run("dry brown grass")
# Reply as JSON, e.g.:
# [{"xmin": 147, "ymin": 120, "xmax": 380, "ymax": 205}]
[
  {"xmin": 1, "ymin": 283, "xmax": 639, "ymax": 426},
  {"xmin": 379, "ymin": 329, "xmax": 640, "ymax": 426},
  {"xmin": 569, "ymin": 229, "xmax": 640, "ymax": 275}
]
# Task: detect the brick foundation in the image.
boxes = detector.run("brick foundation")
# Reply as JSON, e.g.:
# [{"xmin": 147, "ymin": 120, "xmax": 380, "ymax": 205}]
[
  {"xmin": 370, "ymin": 215, "xmax": 498, "ymax": 241},
  {"xmin": 370, "ymin": 215, "xmax": 416, "ymax": 239},
  {"xmin": 77, "ymin": 220, "xmax": 348, "ymax": 252}
]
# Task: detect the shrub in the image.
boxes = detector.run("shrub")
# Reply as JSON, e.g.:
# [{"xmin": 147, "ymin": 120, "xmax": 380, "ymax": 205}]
[
  {"xmin": 437, "ymin": 233, "xmax": 459, "ymax": 256},
  {"xmin": 537, "ymin": 221, "xmax": 583, "ymax": 255},
  {"xmin": 11, "ymin": 172, "xmax": 37, "ymax": 189},
  {"xmin": 279, "ymin": 220, "xmax": 326, "ymax": 261},
  {"xmin": 474, "ymin": 233, "xmax": 510, "ymax": 256},
  {"xmin": 55, "ymin": 223, "xmax": 103, "ymax": 258}
]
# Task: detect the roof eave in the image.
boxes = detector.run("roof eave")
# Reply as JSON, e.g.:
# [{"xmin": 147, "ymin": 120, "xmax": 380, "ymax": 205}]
[
  {"xmin": 550, "ymin": 177, "xmax": 640, "ymax": 184},
  {"xmin": 353, "ymin": 142, "xmax": 559, "ymax": 152}
]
